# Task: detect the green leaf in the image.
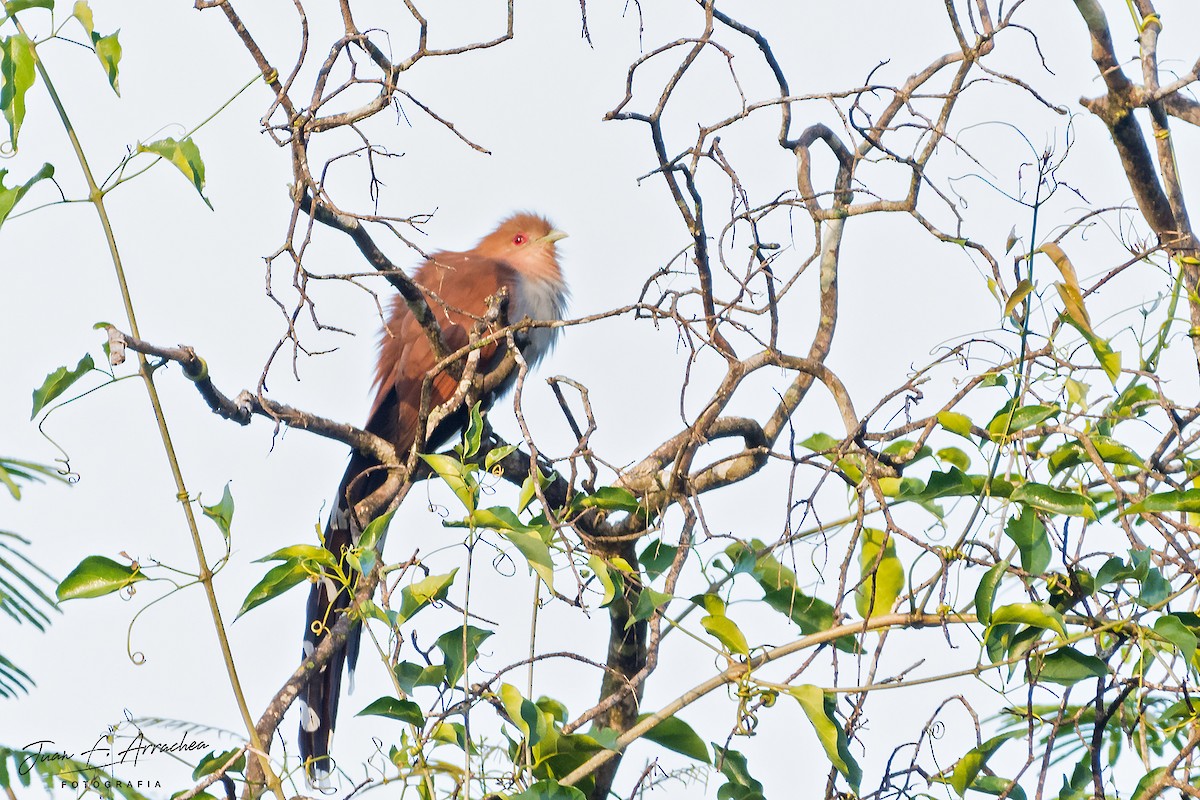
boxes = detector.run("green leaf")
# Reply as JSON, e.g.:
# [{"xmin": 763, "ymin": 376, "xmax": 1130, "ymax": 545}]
[
  {"xmin": 990, "ymin": 602, "xmax": 1066, "ymax": 638},
  {"xmin": 4, "ymin": 1, "xmax": 54, "ymax": 13},
  {"xmin": 191, "ymin": 748, "xmax": 245, "ymax": 781},
  {"xmin": 395, "ymin": 570, "xmax": 457, "ymax": 625},
  {"xmin": 629, "ymin": 587, "xmax": 672, "ymax": 628},
  {"xmin": 500, "ymin": 682, "xmax": 547, "ymax": 745},
  {"xmin": 855, "ymin": 528, "xmax": 904, "ymax": 618},
  {"xmin": 693, "ymin": 592, "xmax": 726, "ymax": 616},
  {"xmin": 1096, "ymin": 555, "xmax": 1135, "ymax": 587},
  {"xmin": 201, "ymin": 484, "xmax": 235, "ymax": 542},
  {"xmin": 1008, "ymin": 625, "xmax": 1052, "ymax": 667},
  {"xmin": 392, "ymin": 661, "xmax": 423, "ymax": 694},
  {"xmin": 1048, "ymin": 437, "xmax": 1142, "ymax": 474},
  {"xmin": 1011, "ymin": 483, "xmax": 1096, "ymax": 519},
  {"xmin": 897, "ymin": 467, "xmax": 976, "ymax": 503},
  {"xmin": 430, "ymin": 721, "xmax": 469, "ymax": 751},
  {"xmin": 789, "ymin": 685, "xmax": 861, "ymax": 792},
  {"xmin": 974, "ymin": 560, "xmax": 1008, "ymax": 626},
  {"xmin": 800, "ymin": 432, "xmax": 864, "ymax": 482},
  {"xmin": 56, "ymin": 555, "xmax": 145, "ymax": 601},
  {"xmin": 435, "ymin": 625, "xmax": 493, "ymax": 684},
  {"xmin": 1122, "ymin": 488, "xmax": 1200, "ymax": 516},
  {"xmin": 467, "ymin": 506, "xmax": 535, "ymax": 533},
  {"xmin": 0, "ymin": 33, "xmax": 35, "ymax": 149},
  {"xmin": 586, "ymin": 555, "xmax": 617, "ymax": 607},
  {"xmin": 90, "ymin": 29, "xmax": 121, "ymax": 95},
  {"xmin": 254, "ymin": 544, "xmax": 338, "ymax": 569},
  {"xmin": 517, "ymin": 471, "xmax": 539, "ymax": 513},
  {"xmin": 1154, "ymin": 615, "xmax": 1198, "ymax": 662},
  {"xmin": 936, "ymin": 447, "xmax": 971, "ymax": 471},
  {"xmin": 392, "ymin": 661, "xmax": 445, "ymax": 694},
  {"xmin": 484, "ymin": 443, "xmax": 518, "ymax": 471},
  {"xmin": 638, "ymin": 714, "xmax": 710, "ymax": 763},
  {"xmin": 700, "ymin": 614, "xmax": 750, "ymax": 656},
  {"xmin": 0, "ymin": 162, "xmax": 53, "ymax": 231},
  {"xmin": 1131, "ymin": 766, "xmax": 1167, "ymax": 800},
  {"xmin": 712, "ymin": 745, "xmax": 764, "ymax": 799},
  {"xmin": 1030, "ymin": 646, "xmax": 1108, "ymax": 686},
  {"xmin": 500, "ymin": 529, "xmax": 556, "ymax": 591},
  {"xmin": 358, "ymin": 507, "xmax": 395, "ymax": 552},
  {"xmin": 1058, "ymin": 754, "xmax": 1092, "ymax": 800},
  {"xmin": 236, "ymin": 559, "xmax": 308, "ymax": 617},
  {"xmin": 1003, "ymin": 508, "xmax": 1051, "ymax": 576},
  {"xmin": 537, "ymin": 696, "xmax": 569, "ymax": 724},
  {"xmin": 640, "ymin": 539, "xmax": 679, "ymax": 581},
  {"xmin": 1064, "ymin": 313, "xmax": 1121, "ymax": 385},
  {"xmin": 509, "ymin": 780, "xmax": 586, "ymax": 800},
  {"xmin": 578, "ymin": 486, "xmax": 641, "ymax": 513},
  {"xmin": 937, "ymin": 410, "xmax": 974, "ymax": 438},
  {"xmin": 726, "ymin": 541, "xmax": 855, "ymax": 651},
  {"xmin": 357, "ymin": 696, "xmax": 424, "ymax": 726},
  {"xmin": 987, "ymin": 401, "xmax": 1059, "ymax": 439},
  {"xmin": 30, "ymin": 354, "xmax": 95, "ymax": 419},
  {"xmin": 136, "ymin": 135, "xmax": 215, "ymax": 208},
  {"xmin": 459, "ymin": 403, "xmax": 483, "ymax": 459},
  {"xmin": 947, "ymin": 732, "xmax": 1021, "ymax": 797},
  {"xmin": 882, "ymin": 439, "xmax": 931, "ymax": 463},
  {"xmin": 421, "ymin": 453, "xmax": 477, "ymax": 512},
  {"xmin": 971, "ymin": 775, "xmax": 1027, "ymax": 800},
  {"xmin": 1098, "ymin": 384, "xmax": 1155, "ymax": 437},
  {"xmin": 1135, "ymin": 567, "xmax": 1169, "ymax": 608}
]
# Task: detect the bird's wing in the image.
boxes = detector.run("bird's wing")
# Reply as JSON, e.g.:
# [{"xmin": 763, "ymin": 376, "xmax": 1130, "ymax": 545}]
[{"xmin": 371, "ymin": 252, "xmax": 517, "ymax": 453}]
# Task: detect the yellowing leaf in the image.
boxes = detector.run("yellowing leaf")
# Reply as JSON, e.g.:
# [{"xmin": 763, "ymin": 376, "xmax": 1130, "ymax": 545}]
[
  {"xmin": 136, "ymin": 136, "xmax": 212, "ymax": 209},
  {"xmin": 1003, "ymin": 279, "xmax": 1034, "ymax": 317},
  {"xmin": 855, "ymin": 528, "xmax": 904, "ymax": 618},
  {"xmin": 937, "ymin": 410, "xmax": 974, "ymax": 438},
  {"xmin": 1, "ymin": 33, "xmax": 36, "ymax": 149},
  {"xmin": 1005, "ymin": 225, "xmax": 1019, "ymax": 254},
  {"xmin": 1064, "ymin": 377, "xmax": 1090, "ymax": 409},
  {"xmin": 90, "ymin": 29, "xmax": 121, "ymax": 95},
  {"xmin": 936, "ymin": 447, "xmax": 971, "ymax": 471},
  {"xmin": 72, "ymin": 0, "xmax": 95, "ymax": 37},
  {"xmin": 1039, "ymin": 242, "xmax": 1081, "ymax": 293},
  {"xmin": 700, "ymin": 614, "xmax": 749, "ymax": 656},
  {"xmin": 1055, "ymin": 281, "xmax": 1092, "ymax": 333},
  {"xmin": 587, "ymin": 555, "xmax": 617, "ymax": 607}
]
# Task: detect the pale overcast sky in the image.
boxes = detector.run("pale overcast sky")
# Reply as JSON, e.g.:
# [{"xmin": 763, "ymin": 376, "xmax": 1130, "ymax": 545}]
[{"xmin": 3, "ymin": 1, "xmax": 1199, "ymax": 797}]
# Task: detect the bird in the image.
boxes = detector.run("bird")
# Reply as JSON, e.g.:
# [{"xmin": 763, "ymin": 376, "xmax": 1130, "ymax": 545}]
[{"xmin": 298, "ymin": 213, "xmax": 568, "ymax": 782}]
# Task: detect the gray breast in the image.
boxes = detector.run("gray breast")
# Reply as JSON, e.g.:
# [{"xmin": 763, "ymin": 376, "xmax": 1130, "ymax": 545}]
[{"xmin": 510, "ymin": 274, "xmax": 568, "ymax": 367}]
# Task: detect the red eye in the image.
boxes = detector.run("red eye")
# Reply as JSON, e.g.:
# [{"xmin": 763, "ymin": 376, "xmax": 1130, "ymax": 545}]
[{"xmin": 513, "ymin": 234, "xmax": 527, "ymax": 245}]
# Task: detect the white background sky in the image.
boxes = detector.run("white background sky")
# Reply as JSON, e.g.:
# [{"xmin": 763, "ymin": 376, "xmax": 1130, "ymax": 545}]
[{"xmin": 3, "ymin": 1, "xmax": 1200, "ymax": 798}]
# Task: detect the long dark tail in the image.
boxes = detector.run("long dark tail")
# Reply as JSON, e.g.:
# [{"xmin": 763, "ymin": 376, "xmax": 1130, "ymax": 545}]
[
  {"xmin": 298, "ymin": 451, "xmax": 376, "ymax": 783},
  {"xmin": 296, "ymin": 393, "xmax": 467, "ymax": 782}
]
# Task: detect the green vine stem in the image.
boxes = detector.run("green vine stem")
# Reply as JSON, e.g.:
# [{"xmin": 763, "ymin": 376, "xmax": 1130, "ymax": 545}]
[{"xmin": 16, "ymin": 21, "xmax": 285, "ymax": 800}]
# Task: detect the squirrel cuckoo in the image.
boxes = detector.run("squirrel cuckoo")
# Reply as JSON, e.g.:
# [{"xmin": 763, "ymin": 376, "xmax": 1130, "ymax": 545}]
[{"xmin": 298, "ymin": 213, "xmax": 568, "ymax": 781}]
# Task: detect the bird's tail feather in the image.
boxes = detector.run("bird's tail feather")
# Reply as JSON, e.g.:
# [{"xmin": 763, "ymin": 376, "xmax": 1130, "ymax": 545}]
[{"xmin": 298, "ymin": 452, "xmax": 378, "ymax": 784}]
